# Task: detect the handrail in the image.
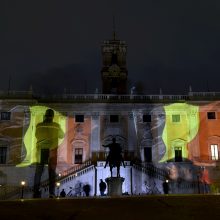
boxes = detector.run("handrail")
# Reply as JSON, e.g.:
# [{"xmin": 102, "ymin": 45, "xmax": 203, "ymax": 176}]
[
  {"xmin": 60, "ymin": 160, "xmax": 93, "ymax": 178},
  {"xmin": 133, "ymin": 163, "xmax": 167, "ymax": 180},
  {"xmin": 40, "ymin": 160, "xmax": 94, "ymax": 187},
  {"xmin": 59, "ymin": 165, "xmax": 95, "ymax": 186}
]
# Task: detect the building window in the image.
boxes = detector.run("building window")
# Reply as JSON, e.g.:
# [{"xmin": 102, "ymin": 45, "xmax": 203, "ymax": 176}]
[
  {"xmin": 143, "ymin": 114, "xmax": 151, "ymax": 123},
  {"xmin": 75, "ymin": 115, "xmax": 84, "ymax": 123},
  {"xmin": 211, "ymin": 144, "xmax": 218, "ymax": 160},
  {"xmin": 1, "ymin": 112, "xmax": 11, "ymax": 121},
  {"xmin": 207, "ymin": 112, "xmax": 216, "ymax": 120},
  {"xmin": 75, "ymin": 148, "xmax": 83, "ymax": 164},
  {"xmin": 172, "ymin": 115, "xmax": 180, "ymax": 123},
  {"xmin": 0, "ymin": 146, "xmax": 7, "ymax": 164},
  {"xmin": 110, "ymin": 115, "xmax": 119, "ymax": 123},
  {"xmin": 174, "ymin": 147, "xmax": 182, "ymax": 162}
]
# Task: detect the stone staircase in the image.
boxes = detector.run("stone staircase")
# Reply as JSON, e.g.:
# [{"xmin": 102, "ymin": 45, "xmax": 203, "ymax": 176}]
[
  {"xmin": 40, "ymin": 160, "xmax": 96, "ymax": 198},
  {"xmin": 0, "ymin": 160, "xmax": 95, "ymax": 200},
  {"xmin": 133, "ymin": 162, "xmax": 199, "ymax": 194},
  {"xmin": 133, "ymin": 163, "xmax": 167, "ymax": 181}
]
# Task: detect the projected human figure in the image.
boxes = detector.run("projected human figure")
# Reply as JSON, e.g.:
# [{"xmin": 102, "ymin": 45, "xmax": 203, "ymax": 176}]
[
  {"xmin": 103, "ymin": 137, "xmax": 125, "ymax": 177},
  {"xmin": 33, "ymin": 109, "xmax": 64, "ymax": 198}
]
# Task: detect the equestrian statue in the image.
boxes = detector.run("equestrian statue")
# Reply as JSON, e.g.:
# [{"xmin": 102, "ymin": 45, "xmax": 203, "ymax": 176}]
[{"xmin": 102, "ymin": 138, "xmax": 125, "ymax": 177}]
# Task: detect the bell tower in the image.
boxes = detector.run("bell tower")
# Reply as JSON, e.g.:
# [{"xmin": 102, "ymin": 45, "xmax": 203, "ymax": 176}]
[{"xmin": 101, "ymin": 28, "xmax": 128, "ymax": 94}]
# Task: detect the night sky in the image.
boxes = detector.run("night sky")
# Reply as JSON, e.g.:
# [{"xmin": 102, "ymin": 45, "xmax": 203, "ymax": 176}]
[{"xmin": 1, "ymin": 0, "xmax": 220, "ymax": 95}]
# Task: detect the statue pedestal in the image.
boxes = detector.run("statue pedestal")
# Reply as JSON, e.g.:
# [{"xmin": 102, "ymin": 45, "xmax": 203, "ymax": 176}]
[{"xmin": 105, "ymin": 177, "xmax": 125, "ymax": 196}]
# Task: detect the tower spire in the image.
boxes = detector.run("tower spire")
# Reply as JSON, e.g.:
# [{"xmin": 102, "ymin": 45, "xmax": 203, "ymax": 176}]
[
  {"xmin": 112, "ymin": 15, "xmax": 116, "ymax": 40},
  {"xmin": 112, "ymin": 0, "xmax": 116, "ymax": 40}
]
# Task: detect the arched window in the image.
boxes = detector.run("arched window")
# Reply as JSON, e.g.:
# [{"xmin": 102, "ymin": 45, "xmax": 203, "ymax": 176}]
[
  {"xmin": 210, "ymin": 144, "xmax": 218, "ymax": 160},
  {"xmin": 75, "ymin": 148, "xmax": 83, "ymax": 164},
  {"xmin": 171, "ymin": 139, "xmax": 186, "ymax": 162},
  {"xmin": 208, "ymin": 136, "xmax": 220, "ymax": 161},
  {"xmin": 72, "ymin": 140, "xmax": 85, "ymax": 164}
]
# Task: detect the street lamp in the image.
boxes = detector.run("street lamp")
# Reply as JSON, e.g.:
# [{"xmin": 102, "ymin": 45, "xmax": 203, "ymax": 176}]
[
  {"xmin": 20, "ymin": 181, "xmax": 26, "ymax": 199},
  {"xmin": 56, "ymin": 182, "xmax": 60, "ymax": 197}
]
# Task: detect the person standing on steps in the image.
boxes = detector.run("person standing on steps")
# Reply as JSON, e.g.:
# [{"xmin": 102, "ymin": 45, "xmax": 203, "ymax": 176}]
[
  {"xmin": 60, "ymin": 189, "xmax": 66, "ymax": 198},
  {"xmin": 99, "ymin": 179, "xmax": 107, "ymax": 196}
]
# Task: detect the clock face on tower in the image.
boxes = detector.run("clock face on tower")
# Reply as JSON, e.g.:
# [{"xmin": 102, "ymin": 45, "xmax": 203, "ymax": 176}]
[{"xmin": 108, "ymin": 64, "xmax": 121, "ymax": 77}]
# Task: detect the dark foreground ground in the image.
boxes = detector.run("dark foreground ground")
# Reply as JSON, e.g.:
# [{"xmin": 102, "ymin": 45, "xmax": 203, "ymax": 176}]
[{"xmin": 0, "ymin": 195, "xmax": 220, "ymax": 220}]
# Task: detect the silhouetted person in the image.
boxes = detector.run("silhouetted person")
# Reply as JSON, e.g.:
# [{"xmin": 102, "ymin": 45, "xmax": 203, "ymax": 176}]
[
  {"xmin": 83, "ymin": 184, "xmax": 91, "ymax": 197},
  {"xmin": 103, "ymin": 137, "xmax": 125, "ymax": 177},
  {"xmin": 33, "ymin": 109, "xmax": 64, "ymax": 198},
  {"xmin": 99, "ymin": 179, "xmax": 107, "ymax": 196},
  {"xmin": 163, "ymin": 180, "xmax": 169, "ymax": 195},
  {"xmin": 60, "ymin": 189, "xmax": 66, "ymax": 198}
]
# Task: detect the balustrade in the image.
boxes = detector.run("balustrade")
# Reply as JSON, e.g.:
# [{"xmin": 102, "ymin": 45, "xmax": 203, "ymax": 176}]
[{"xmin": 1, "ymin": 90, "xmax": 220, "ymax": 102}]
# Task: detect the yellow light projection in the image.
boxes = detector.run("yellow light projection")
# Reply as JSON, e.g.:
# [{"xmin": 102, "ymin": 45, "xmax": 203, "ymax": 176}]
[
  {"xmin": 161, "ymin": 103, "xmax": 199, "ymax": 162},
  {"xmin": 17, "ymin": 106, "xmax": 66, "ymax": 167}
]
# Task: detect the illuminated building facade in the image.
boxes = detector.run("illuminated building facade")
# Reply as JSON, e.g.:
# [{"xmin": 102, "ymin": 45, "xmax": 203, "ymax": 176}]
[{"xmin": 0, "ymin": 35, "xmax": 220, "ymax": 199}]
